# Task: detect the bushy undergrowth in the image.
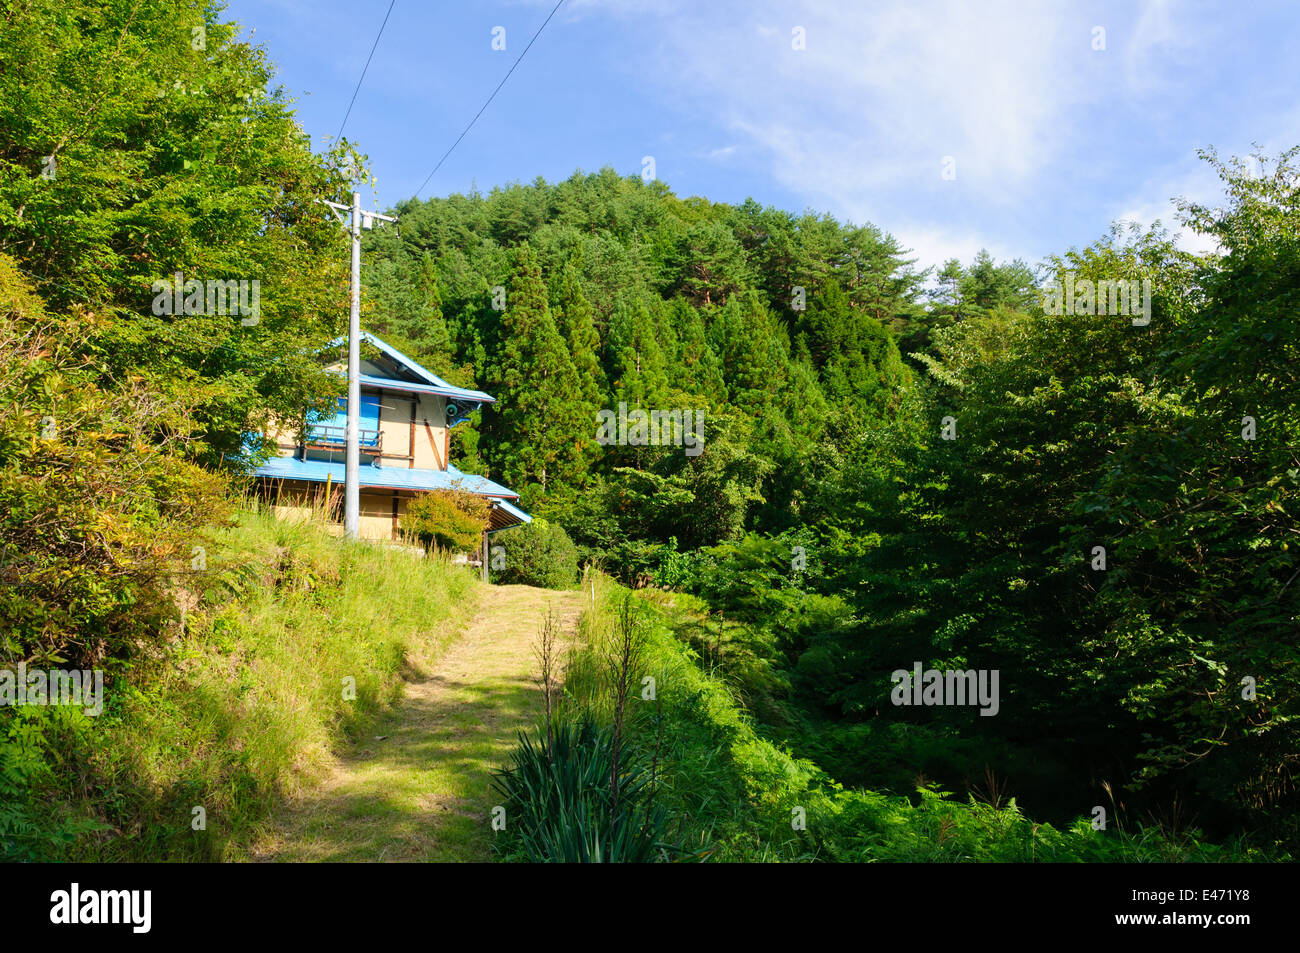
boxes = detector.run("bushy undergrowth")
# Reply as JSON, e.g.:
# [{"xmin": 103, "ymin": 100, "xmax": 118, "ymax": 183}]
[
  {"xmin": 552, "ymin": 575, "xmax": 1282, "ymax": 862},
  {"xmin": 493, "ymin": 519, "xmax": 579, "ymax": 589},
  {"xmin": 0, "ymin": 507, "xmax": 478, "ymax": 861},
  {"xmin": 0, "ymin": 253, "xmax": 228, "ymax": 669}
]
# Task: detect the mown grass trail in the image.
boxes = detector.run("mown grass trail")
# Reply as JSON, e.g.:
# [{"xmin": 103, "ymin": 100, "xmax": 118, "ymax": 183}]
[{"xmin": 249, "ymin": 583, "xmax": 585, "ymax": 862}]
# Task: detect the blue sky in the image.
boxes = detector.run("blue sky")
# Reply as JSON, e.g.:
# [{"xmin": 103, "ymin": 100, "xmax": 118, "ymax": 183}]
[{"xmin": 223, "ymin": 0, "xmax": 1300, "ymax": 274}]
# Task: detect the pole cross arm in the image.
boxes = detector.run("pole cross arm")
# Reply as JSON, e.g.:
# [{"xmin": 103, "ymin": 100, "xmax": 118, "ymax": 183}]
[
  {"xmin": 320, "ymin": 199, "xmax": 350, "ymax": 226},
  {"xmin": 318, "ymin": 199, "xmax": 398, "ymax": 229}
]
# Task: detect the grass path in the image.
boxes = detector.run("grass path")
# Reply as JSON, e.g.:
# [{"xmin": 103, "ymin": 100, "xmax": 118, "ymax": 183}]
[{"xmin": 248, "ymin": 583, "xmax": 586, "ymax": 862}]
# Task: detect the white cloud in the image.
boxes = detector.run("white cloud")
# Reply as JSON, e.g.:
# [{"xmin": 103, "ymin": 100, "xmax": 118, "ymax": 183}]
[
  {"xmin": 1112, "ymin": 160, "xmax": 1228, "ymax": 256},
  {"xmin": 638, "ymin": 0, "xmax": 1095, "ymax": 213},
  {"xmin": 523, "ymin": 0, "xmax": 1280, "ymax": 268},
  {"xmin": 1122, "ymin": 0, "xmax": 1201, "ymax": 93},
  {"xmin": 613, "ymin": 0, "xmax": 1115, "ymax": 270},
  {"xmin": 892, "ymin": 224, "xmax": 1033, "ymax": 275}
]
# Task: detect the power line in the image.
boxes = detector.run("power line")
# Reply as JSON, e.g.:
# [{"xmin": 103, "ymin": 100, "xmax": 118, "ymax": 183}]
[
  {"xmin": 335, "ymin": 0, "xmax": 398, "ymax": 143},
  {"xmin": 415, "ymin": 0, "xmax": 566, "ymax": 198}
]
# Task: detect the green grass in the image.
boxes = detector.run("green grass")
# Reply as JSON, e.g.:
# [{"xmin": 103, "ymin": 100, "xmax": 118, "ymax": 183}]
[
  {"xmin": 254, "ymin": 583, "xmax": 586, "ymax": 862},
  {"xmin": 556, "ymin": 575, "xmax": 1285, "ymax": 862},
  {"xmin": 0, "ymin": 505, "xmax": 480, "ymax": 861}
]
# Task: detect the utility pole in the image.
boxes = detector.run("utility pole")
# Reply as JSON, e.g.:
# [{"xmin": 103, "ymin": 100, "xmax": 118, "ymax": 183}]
[{"xmin": 322, "ymin": 192, "xmax": 397, "ymax": 540}]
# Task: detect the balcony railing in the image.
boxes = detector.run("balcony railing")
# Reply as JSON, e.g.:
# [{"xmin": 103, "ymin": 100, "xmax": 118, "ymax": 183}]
[{"xmin": 304, "ymin": 424, "xmax": 383, "ymax": 454}]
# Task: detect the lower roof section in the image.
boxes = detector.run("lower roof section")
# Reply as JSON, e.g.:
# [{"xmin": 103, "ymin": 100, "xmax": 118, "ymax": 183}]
[
  {"xmin": 253, "ymin": 455, "xmax": 525, "ymax": 505},
  {"xmin": 490, "ymin": 499, "xmax": 532, "ymax": 532}
]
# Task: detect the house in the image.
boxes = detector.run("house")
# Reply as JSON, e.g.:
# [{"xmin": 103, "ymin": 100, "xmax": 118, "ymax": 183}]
[{"xmin": 251, "ymin": 331, "xmax": 529, "ymax": 545}]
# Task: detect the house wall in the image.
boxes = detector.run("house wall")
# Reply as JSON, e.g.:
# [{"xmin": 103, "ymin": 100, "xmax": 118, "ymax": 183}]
[
  {"xmin": 263, "ymin": 383, "xmax": 450, "ymax": 472},
  {"xmin": 264, "ymin": 481, "xmax": 414, "ymax": 542},
  {"xmin": 256, "ymin": 349, "xmax": 470, "ymax": 541},
  {"xmin": 408, "ymin": 392, "xmax": 449, "ymax": 470}
]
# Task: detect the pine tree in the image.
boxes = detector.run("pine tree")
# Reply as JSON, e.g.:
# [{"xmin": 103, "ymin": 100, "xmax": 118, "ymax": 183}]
[
  {"xmin": 487, "ymin": 243, "xmax": 589, "ymax": 493},
  {"xmin": 606, "ymin": 296, "xmax": 671, "ymax": 410},
  {"xmin": 668, "ymin": 297, "xmax": 726, "ymax": 405},
  {"xmin": 551, "ymin": 257, "xmax": 606, "ymax": 414}
]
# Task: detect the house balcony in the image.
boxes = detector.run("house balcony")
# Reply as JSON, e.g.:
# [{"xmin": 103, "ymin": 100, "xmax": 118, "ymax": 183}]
[{"xmin": 302, "ymin": 424, "xmax": 383, "ymax": 456}]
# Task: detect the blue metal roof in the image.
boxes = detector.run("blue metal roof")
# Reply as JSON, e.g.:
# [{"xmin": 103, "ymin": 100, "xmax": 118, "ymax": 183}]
[
  {"xmin": 351, "ymin": 372, "xmax": 494, "ymax": 404},
  {"xmin": 494, "ymin": 499, "xmax": 533, "ymax": 525},
  {"xmin": 253, "ymin": 456, "xmax": 521, "ymax": 500},
  {"xmin": 322, "ymin": 331, "xmax": 495, "ymax": 405}
]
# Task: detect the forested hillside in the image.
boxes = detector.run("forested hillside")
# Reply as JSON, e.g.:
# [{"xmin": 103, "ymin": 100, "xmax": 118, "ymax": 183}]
[
  {"xmin": 363, "ymin": 158, "xmax": 1300, "ymax": 852},
  {"xmin": 359, "ymin": 175, "xmax": 1036, "ymax": 551}
]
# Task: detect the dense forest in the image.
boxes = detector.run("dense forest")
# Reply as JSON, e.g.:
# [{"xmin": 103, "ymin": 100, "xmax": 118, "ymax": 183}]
[
  {"xmin": 1, "ymin": 0, "xmax": 1297, "ymax": 861},
  {"xmin": 356, "ymin": 161, "xmax": 1300, "ymax": 848}
]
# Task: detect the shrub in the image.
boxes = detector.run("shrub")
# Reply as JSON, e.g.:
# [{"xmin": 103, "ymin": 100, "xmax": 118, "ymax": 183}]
[
  {"xmin": 400, "ymin": 489, "xmax": 490, "ymax": 553},
  {"xmin": 0, "ymin": 253, "xmax": 226, "ymax": 668},
  {"xmin": 494, "ymin": 519, "xmax": 579, "ymax": 589}
]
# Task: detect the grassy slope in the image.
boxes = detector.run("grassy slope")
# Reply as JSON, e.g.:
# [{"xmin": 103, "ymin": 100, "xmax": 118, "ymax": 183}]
[
  {"xmin": 7, "ymin": 515, "xmax": 1280, "ymax": 863},
  {"xmin": 250, "ymin": 584, "xmax": 585, "ymax": 862},
  {"xmin": 4, "ymin": 507, "xmax": 479, "ymax": 861},
  {"xmin": 563, "ymin": 575, "xmax": 1281, "ymax": 862}
]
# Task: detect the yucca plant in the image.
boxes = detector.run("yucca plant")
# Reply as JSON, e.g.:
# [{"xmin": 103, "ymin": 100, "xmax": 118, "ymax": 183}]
[{"xmin": 491, "ymin": 717, "xmax": 673, "ymax": 862}]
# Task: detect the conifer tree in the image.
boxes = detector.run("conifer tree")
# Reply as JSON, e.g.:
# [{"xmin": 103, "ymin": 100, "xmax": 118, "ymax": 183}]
[
  {"xmin": 606, "ymin": 296, "xmax": 671, "ymax": 410},
  {"xmin": 668, "ymin": 297, "xmax": 727, "ymax": 405},
  {"xmin": 551, "ymin": 257, "xmax": 606, "ymax": 414},
  {"xmin": 710, "ymin": 292, "xmax": 789, "ymax": 411},
  {"xmin": 800, "ymin": 279, "xmax": 907, "ymax": 415},
  {"xmin": 486, "ymin": 243, "xmax": 589, "ymax": 493}
]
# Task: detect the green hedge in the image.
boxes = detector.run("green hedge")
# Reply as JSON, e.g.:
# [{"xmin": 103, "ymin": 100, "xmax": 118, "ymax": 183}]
[{"xmin": 493, "ymin": 519, "xmax": 579, "ymax": 589}]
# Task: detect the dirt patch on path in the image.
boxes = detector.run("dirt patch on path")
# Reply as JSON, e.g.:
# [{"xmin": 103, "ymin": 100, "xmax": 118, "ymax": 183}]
[{"xmin": 249, "ymin": 583, "xmax": 586, "ymax": 862}]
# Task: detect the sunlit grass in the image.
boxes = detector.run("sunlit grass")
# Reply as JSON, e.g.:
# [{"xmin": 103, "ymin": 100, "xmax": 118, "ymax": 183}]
[{"xmin": 11, "ymin": 504, "xmax": 480, "ymax": 861}]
